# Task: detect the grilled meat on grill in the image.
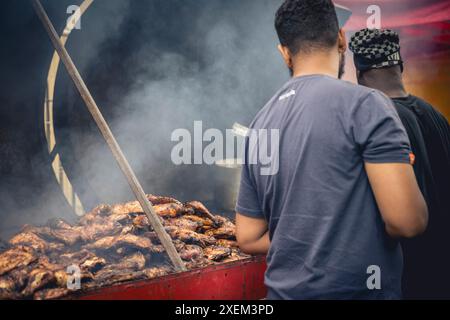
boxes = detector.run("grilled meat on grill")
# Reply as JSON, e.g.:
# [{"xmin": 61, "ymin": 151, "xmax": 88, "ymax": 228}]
[
  {"xmin": 147, "ymin": 195, "xmax": 181, "ymax": 206},
  {"xmin": 76, "ymin": 218, "xmax": 122, "ymax": 242},
  {"xmin": 177, "ymin": 244, "xmax": 203, "ymax": 261},
  {"xmin": 0, "ymin": 276, "xmax": 17, "ymax": 300},
  {"xmin": 184, "ymin": 201, "xmax": 219, "ymax": 225},
  {"xmin": 46, "ymin": 218, "xmax": 73, "ymax": 230},
  {"xmin": 203, "ymin": 246, "xmax": 232, "ymax": 262},
  {"xmin": 21, "ymin": 267, "xmax": 55, "ymax": 298},
  {"xmin": 205, "ymin": 225, "xmax": 236, "ymax": 240},
  {"xmin": 110, "ymin": 252, "xmax": 146, "ymax": 271},
  {"xmin": 9, "ymin": 232, "xmax": 50, "ymax": 253},
  {"xmin": 216, "ymin": 239, "xmax": 238, "ymax": 248},
  {"xmin": 165, "ymin": 217, "xmax": 202, "ymax": 232},
  {"xmin": 0, "ymin": 196, "xmax": 247, "ymax": 300},
  {"xmin": 165, "ymin": 226, "xmax": 216, "ymax": 247},
  {"xmin": 80, "ymin": 256, "xmax": 106, "ymax": 273},
  {"xmin": 27, "ymin": 226, "xmax": 82, "ymax": 246},
  {"xmin": 112, "ymin": 201, "xmax": 185, "ymax": 219},
  {"xmin": 84, "ymin": 234, "xmax": 154, "ymax": 252},
  {"xmin": 155, "ymin": 203, "xmax": 185, "ymax": 218},
  {"xmin": 54, "ymin": 269, "xmax": 94, "ymax": 288},
  {"xmin": 34, "ymin": 288, "xmax": 70, "ymax": 300},
  {"xmin": 0, "ymin": 246, "xmax": 36, "ymax": 276},
  {"xmin": 79, "ymin": 204, "xmax": 112, "ymax": 225},
  {"xmin": 93, "ymin": 269, "xmax": 145, "ymax": 287},
  {"xmin": 182, "ymin": 215, "xmax": 215, "ymax": 231},
  {"xmin": 142, "ymin": 266, "xmax": 171, "ymax": 279},
  {"xmin": 58, "ymin": 250, "xmax": 96, "ymax": 266}
]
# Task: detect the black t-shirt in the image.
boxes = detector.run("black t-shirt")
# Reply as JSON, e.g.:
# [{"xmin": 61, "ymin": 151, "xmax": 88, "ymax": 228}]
[
  {"xmin": 392, "ymin": 95, "xmax": 450, "ymax": 299},
  {"xmin": 392, "ymin": 100, "xmax": 435, "ymax": 208}
]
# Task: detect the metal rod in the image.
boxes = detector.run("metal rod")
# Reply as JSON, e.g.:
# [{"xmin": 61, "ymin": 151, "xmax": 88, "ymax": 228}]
[{"xmin": 32, "ymin": 0, "xmax": 186, "ymax": 272}]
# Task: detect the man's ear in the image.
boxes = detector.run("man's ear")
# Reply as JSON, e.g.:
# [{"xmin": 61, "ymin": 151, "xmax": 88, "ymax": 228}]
[
  {"xmin": 338, "ymin": 29, "xmax": 347, "ymax": 54},
  {"xmin": 277, "ymin": 44, "xmax": 293, "ymax": 69}
]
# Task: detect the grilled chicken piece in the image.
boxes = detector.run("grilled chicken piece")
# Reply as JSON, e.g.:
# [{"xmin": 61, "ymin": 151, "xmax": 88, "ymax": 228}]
[
  {"xmin": 79, "ymin": 204, "xmax": 113, "ymax": 225},
  {"xmin": 178, "ymin": 244, "xmax": 203, "ymax": 261},
  {"xmin": 84, "ymin": 234, "xmax": 153, "ymax": 252},
  {"xmin": 111, "ymin": 201, "xmax": 142, "ymax": 215},
  {"xmin": 9, "ymin": 232, "xmax": 49, "ymax": 253},
  {"xmin": 34, "ymin": 288, "xmax": 69, "ymax": 300},
  {"xmin": 120, "ymin": 225, "xmax": 136, "ymax": 235},
  {"xmin": 182, "ymin": 215, "xmax": 215, "ymax": 230},
  {"xmin": 133, "ymin": 214, "xmax": 201, "ymax": 231},
  {"xmin": 112, "ymin": 252, "xmax": 146, "ymax": 271},
  {"xmin": 19, "ymin": 257, "xmax": 68, "ymax": 298},
  {"xmin": 205, "ymin": 216, "xmax": 236, "ymax": 240},
  {"xmin": 112, "ymin": 201, "xmax": 185, "ymax": 219},
  {"xmin": 147, "ymin": 195, "xmax": 182, "ymax": 206},
  {"xmin": 5, "ymin": 269, "xmax": 27, "ymax": 295},
  {"xmin": 21, "ymin": 267, "xmax": 55, "ymax": 297},
  {"xmin": 46, "ymin": 218, "xmax": 73, "ymax": 230},
  {"xmin": 184, "ymin": 201, "xmax": 219, "ymax": 224},
  {"xmin": 109, "ymin": 213, "xmax": 130, "ymax": 224},
  {"xmin": 165, "ymin": 218, "xmax": 202, "ymax": 232},
  {"xmin": 93, "ymin": 269, "xmax": 145, "ymax": 287},
  {"xmin": 90, "ymin": 204, "xmax": 113, "ymax": 216},
  {"xmin": 28, "ymin": 226, "xmax": 82, "ymax": 246},
  {"xmin": 205, "ymin": 226, "xmax": 236, "ymax": 240},
  {"xmin": 155, "ymin": 203, "xmax": 185, "ymax": 218},
  {"xmin": 0, "ymin": 275, "xmax": 17, "ymax": 299},
  {"xmin": 203, "ymin": 246, "xmax": 232, "ymax": 262},
  {"xmin": 184, "ymin": 256, "xmax": 212, "ymax": 269},
  {"xmin": 213, "ymin": 215, "xmax": 236, "ymax": 227},
  {"xmin": 132, "ymin": 215, "xmax": 149, "ymax": 230},
  {"xmin": 49, "ymin": 228, "xmax": 82, "ymax": 246},
  {"xmin": 222, "ymin": 249, "xmax": 251, "ymax": 263},
  {"xmin": 165, "ymin": 227, "xmax": 216, "ymax": 248},
  {"xmin": 36, "ymin": 257, "xmax": 63, "ymax": 272},
  {"xmin": 142, "ymin": 267, "xmax": 171, "ymax": 279},
  {"xmin": 216, "ymin": 239, "xmax": 239, "ymax": 248},
  {"xmin": 79, "ymin": 256, "xmax": 106, "ymax": 273},
  {"xmin": 58, "ymin": 250, "xmax": 95, "ymax": 266},
  {"xmin": 54, "ymin": 269, "xmax": 94, "ymax": 288},
  {"xmin": 0, "ymin": 246, "xmax": 36, "ymax": 276},
  {"xmin": 75, "ymin": 218, "xmax": 122, "ymax": 242}
]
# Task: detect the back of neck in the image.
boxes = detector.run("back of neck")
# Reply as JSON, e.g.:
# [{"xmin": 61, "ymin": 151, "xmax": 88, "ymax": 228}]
[{"xmin": 292, "ymin": 50, "xmax": 339, "ymax": 79}]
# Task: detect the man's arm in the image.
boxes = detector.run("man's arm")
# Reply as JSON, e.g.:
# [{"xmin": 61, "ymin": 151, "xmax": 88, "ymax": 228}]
[
  {"xmin": 365, "ymin": 162, "xmax": 428, "ymax": 238},
  {"xmin": 236, "ymin": 213, "xmax": 270, "ymax": 255}
]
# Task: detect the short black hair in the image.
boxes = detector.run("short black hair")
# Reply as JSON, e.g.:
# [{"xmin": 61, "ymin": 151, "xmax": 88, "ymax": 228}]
[{"xmin": 275, "ymin": 0, "xmax": 339, "ymax": 55}]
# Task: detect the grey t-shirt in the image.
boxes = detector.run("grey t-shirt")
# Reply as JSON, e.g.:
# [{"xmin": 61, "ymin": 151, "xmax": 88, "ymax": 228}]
[{"xmin": 236, "ymin": 75, "xmax": 412, "ymax": 299}]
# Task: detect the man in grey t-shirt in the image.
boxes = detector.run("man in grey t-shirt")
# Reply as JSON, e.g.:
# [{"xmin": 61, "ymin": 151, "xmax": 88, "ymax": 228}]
[{"xmin": 235, "ymin": 0, "xmax": 428, "ymax": 299}]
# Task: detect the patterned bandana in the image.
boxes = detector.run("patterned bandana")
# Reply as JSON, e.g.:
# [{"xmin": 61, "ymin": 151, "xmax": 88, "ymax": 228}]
[{"xmin": 349, "ymin": 28, "xmax": 403, "ymax": 72}]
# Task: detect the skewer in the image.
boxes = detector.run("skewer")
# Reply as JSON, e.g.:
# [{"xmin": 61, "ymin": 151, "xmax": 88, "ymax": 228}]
[{"xmin": 31, "ymin": 0, "xmax": 186, "ymax": 272}]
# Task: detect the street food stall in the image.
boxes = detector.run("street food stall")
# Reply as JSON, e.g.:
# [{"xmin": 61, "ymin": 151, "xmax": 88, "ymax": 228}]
[{"xmin": 0, "ymin": 0, "xmax": 449, "ymax": 301}]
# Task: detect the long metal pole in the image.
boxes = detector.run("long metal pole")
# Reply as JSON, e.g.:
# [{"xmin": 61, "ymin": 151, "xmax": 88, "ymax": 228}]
[{"xmin": 32, "ymin": 0, "xmax": 186, "ymax": 272}]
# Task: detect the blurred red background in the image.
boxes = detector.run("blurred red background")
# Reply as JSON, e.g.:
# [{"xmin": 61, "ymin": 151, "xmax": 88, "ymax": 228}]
[{"xmin": 339, "ymin": 0, "xmax": 450, "ymax": 119}]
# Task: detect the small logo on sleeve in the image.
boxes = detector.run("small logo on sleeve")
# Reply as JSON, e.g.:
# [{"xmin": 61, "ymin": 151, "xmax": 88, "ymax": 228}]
[
  {"xmin": 409, "ymin": 153, "xmax": 416, "ymax": 165},
  {"xmin": 279, "ymin": 89, "xmax": 296, "ymax": 101}
]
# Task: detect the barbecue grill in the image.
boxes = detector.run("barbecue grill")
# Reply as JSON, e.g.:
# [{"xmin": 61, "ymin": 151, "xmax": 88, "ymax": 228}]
[{"xmin": 76, "ymin": 256, "xmax": 266, "ymax": 300}]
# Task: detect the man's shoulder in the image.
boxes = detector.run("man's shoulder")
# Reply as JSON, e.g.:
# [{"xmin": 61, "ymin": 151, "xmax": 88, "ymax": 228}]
[
  {"xmin": 410, "ymin": 95, "xmax": 448, "ymax": 121},
  {"xmin": 252, "ymin": 77, "xmax": 381, "ymax": 123}
]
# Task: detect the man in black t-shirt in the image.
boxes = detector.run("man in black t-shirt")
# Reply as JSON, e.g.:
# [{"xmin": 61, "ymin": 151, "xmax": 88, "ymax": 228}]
[{"xmin": 350, "ymin": 28, "xmax": 450, "ymax": 299}]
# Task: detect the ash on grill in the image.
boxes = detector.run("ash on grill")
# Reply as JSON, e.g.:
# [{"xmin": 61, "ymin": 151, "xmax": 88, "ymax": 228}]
[{"xmin": 0, "ymin": 195, "xmax": 249, "ymax": 300}]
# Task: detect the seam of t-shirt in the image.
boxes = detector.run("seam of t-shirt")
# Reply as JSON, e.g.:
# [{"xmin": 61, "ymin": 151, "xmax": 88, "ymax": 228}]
[
  {"xmin": 235, "ymin": 205, "xmax": 264, "ymax": 218},
  {"xmin": 364, "ymin": 157, "xmax": 411, "ymax": 164}
]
